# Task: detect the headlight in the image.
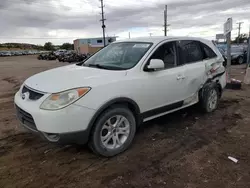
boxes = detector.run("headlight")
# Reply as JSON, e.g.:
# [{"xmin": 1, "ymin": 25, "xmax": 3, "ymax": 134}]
[
  {"xmin": 19, "ymin": 84, "xmax": 24, "ymax": 96},
  {"xmin": 40, "ymin": 87, "xmax": 91, "ymax": 110}
]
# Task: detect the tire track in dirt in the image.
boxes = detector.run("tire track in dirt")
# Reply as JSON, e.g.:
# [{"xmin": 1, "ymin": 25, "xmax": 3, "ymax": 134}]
[
  {"xmin": 0, "ymin": 95, "xmax": 247, "ymax": 188},
  {"xmin": 2, "ymin": 76, "xmax": 21, "ymax": 91},
  {"xmin": 0, "ymin": 76, "xmax": 22, "ymax": 138},
  {"xmin": 98, "ymin": 98, "xmax": 244, "ymax": 188}
]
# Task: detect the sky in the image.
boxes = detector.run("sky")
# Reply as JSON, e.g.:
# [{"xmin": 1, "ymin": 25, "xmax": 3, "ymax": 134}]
[{"xmin": 0, "ymin": 0, "xmax": 250, "ymax": 45}]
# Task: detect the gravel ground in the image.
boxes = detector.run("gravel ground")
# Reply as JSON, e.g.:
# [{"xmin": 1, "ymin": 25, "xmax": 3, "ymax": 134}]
[{"xmin": 0, "ymin": 56, "xmax": 250, "ymax": 188}]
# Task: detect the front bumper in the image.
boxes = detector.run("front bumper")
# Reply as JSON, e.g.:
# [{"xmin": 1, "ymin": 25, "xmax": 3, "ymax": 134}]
[
  {"xmin": 14, "ymin": 90, "xmax": 96, "ymax": 144},
  {"xmin": 18, "ymin": 120, "xmax": 90, "ymax": 144}
]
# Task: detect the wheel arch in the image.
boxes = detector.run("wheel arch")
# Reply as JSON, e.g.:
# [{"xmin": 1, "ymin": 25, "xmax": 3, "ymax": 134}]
[
  {"xmin": 87, "ymin": 97, "xmax": 141, "ymax": 137},
  {"xmin": 199, "ymin": 78, "xmax": 223, "ymax": 100}
]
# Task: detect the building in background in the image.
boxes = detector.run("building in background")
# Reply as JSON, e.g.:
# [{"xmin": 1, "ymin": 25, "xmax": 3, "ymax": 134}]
[{"xmin": 74, "ymin": 37, "xmax": 116, "ymax": 54}]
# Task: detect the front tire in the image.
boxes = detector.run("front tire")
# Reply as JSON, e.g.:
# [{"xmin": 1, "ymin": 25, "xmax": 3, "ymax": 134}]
[{"xmin": 89, "ymin": 106, "xmax": 136, "ymax": 157}]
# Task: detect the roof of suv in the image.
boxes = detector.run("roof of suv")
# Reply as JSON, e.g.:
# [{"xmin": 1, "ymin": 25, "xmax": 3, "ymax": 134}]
[{"xmin": 115, "ymin": 36, "xmax": 210, "ymax": 44}]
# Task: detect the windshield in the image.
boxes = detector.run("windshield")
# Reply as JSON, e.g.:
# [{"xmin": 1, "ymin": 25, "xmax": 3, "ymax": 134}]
[{"xmin": 83, "ymin": 42, "xmax": 152, "ymax": 70}]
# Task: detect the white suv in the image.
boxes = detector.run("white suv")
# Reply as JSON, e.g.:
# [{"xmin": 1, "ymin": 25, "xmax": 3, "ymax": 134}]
[{"xmin": 15, "ymin": 37, "xmax": 226, "ymax": 156}]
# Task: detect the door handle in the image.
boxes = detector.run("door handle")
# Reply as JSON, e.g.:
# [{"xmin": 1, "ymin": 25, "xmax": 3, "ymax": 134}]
[
  {"xmin": 176, "ymin": 75, "xmax": 185, "ymax": 80},
  {"xmin": 176, "ymin": 76, "xmax": 181, "ymax": 80}
]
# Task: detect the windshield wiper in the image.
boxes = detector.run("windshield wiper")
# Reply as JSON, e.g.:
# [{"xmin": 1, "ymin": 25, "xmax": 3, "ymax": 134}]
[
  {"xmin": 87, "ymin": 63, "xmax": 110, "ymax": 69},
  {"xmin": 86, "ymin": 64, "xmax": 126, "ymax": 70}
]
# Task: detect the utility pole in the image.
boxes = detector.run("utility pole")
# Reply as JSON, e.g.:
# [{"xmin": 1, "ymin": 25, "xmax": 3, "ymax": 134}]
[
  {"xmin": 128, "ymin": 32, "xmax": 131, "ymax": 39},
  {"xmin": 236, "ymin": 21, "xmax": 244, "ymax": 44},
  {"xmin": 224, "ymin": 18, "xmax": 233, "ymax": 80},
  {"xmin": 100, "ymin": 0, "xmax": 106, "ymax": 46},
  {"xmin": 163, "ymin": 5, "xmax": 170, "ymax": 36},
  {"xmin": 248, "ymin": 24, "xmax": 250, "ymax": 67},
  {"xmin": 249, "ymin": 24, "xmax": 250, "ymax": 38}
]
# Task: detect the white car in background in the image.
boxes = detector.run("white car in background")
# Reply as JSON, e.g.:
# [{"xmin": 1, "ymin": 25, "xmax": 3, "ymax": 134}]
[
  {"xmin": 15, "ymin": 37, "xmax": 226, "ymax": 157},
  {"xmin": 54, "ymin": 49, "xmax": 67, "ymax": 56}
]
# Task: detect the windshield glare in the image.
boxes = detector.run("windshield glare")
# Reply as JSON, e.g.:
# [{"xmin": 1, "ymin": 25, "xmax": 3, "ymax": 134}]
[{"xmin": 84, "ymin": 42, "xmax": 152, "ymax": 70}]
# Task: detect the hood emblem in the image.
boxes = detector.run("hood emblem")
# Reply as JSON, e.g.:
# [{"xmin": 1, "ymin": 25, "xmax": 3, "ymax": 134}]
[
  {"xmin": 22, "ymin": 92, "xmax": 29, "ymax": 100},
  {"xmin": 22, "ymin": 94, "xmax": 25, "ymax": 100}
]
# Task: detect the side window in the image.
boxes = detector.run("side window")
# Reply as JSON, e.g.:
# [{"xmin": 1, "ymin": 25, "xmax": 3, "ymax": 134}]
[
  {"xmin": 97, "ymin": 39, "xmax": 103, "ymax": 44},
  {"xmin": 178, "ymin": 40, "xmax": 203, "ymax": 64},
  {"xmin": 200, "ymin": 42, "xmax": 217, "ymax": 59},
  {"xmin": 150, "ymin": 42, "xmax": 176, "ymax": 69}
]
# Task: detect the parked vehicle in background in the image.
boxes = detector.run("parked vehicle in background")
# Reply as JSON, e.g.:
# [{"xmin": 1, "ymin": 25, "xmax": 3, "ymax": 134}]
[
  {"xmin": 0, "ymin": 50, "xmax": 41, "ymax": 57},
  {"xmin": 58, "ymin": 51, "xmax": 87, "ymax": 63},
  {"xmin": 216, "ymin": 47, "xmax": 227, "ymax": 67},
  {"xmin": 37, "ymin": 53, "xmax": 48, "ymax": 60},
  {"xmin": 230, "ymin": 46, "xmax": 246, "ymax": 64},
  {"xmin": 15, "ymin": 37, "xmax": 226, "ymax": 157},
  {"xmin": 54, "ymin": 49, "xmax": 67, "ymax": 56},
  {"xmin": 37, "ymin": 50, "xmax": 88, "ymax": 63},
  {"xmin": 0, "ymin": 51, "xmax": 12, "ymax": 56},
  {"xmin": 217, "ymin": 45, "xmax": 247, "ymax": 64}
]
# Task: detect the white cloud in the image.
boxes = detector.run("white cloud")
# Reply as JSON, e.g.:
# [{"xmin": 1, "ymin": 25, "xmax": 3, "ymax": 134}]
[{"xmin": 0, "ymin": 0, "xmax": 250, "ymax": 45}]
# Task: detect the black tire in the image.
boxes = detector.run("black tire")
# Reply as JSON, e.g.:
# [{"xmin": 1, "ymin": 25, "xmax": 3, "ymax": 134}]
[
  {"xmin": 200, "ymin": 82, "xmax": 219, "ymax": 113},
  {"xmin": 89, "ymin": 106, "xmax": 136, "ymax": 157},
  {"xmin": 237, "ymin": 56, "xmax": 244, "ymax": 64}
]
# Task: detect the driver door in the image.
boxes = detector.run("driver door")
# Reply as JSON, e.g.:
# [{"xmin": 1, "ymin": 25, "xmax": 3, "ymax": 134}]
[{"xmin": 138, "ymin": 41, "xmax": 187, "ymax": 119}]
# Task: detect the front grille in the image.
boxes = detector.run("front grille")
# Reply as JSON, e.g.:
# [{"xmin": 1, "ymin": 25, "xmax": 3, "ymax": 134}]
[
  {"xmin": 16, "ymin": 105, "xmax": 37, "ymax": 131},
  {"xmin": 22, "ymin": 86, "xmax": 44, "ymax": 100}
]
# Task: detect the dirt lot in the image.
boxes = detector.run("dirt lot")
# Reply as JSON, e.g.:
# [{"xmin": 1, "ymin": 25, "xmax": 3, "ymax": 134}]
[{"xmin": 0, "ymin": 56, "xmax": 250, "ymax": 188}]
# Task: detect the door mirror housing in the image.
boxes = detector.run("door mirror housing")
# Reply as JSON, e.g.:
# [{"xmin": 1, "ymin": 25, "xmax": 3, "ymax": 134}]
[{"xmin": 146, "ymin": 59, "xmax": 164, "ymax": 71}]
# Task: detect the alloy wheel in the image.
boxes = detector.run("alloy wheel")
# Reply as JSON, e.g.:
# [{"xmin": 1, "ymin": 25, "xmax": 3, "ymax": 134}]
[
  {"xmin": 207, "ymin": 89, "xmax": 218, "ymax": 111},
  {"xmin": 100, "ymin": 115, "xmax": 130, "ymax": 150}
]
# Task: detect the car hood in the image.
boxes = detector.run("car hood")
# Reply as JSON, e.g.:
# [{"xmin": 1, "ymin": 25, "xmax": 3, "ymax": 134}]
[
  {"xmin": 25, "ymin": 65, "xmax": 127, "ymax": 93},
  {"xmin": 231, "ymin": 52, "xmax": 243, "ymax": 56}
]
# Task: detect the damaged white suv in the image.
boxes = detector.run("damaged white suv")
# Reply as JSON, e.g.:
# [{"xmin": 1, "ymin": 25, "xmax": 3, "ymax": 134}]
[{"xmin": 15, "ymin": 37, "xmax": 226, "ymax": 156}]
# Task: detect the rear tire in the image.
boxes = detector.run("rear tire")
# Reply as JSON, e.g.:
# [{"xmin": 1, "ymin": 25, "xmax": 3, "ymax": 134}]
[
  {"xmin": 89, "ymin": 106, "xmax": 136, "ymax": 157},
  {"xmin": 200, "ymin": 83, "xmax": 219, "ymax": 113},
  {"xmin": 238, "ymin": 56, "xmax": 244, "ymax": 64}
]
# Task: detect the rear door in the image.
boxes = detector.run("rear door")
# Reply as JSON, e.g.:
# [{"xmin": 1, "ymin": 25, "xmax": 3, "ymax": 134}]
[
  {"xmin": 178, "ymin": 40, "xmax": 224, "ymax": 101},
  {"xmin": 200, "ymin": 41, "xmax": 224, "ymax": 75},
  {"xmin": 177, "ymin": 40, "xmax": 207, "ymax": 100}
]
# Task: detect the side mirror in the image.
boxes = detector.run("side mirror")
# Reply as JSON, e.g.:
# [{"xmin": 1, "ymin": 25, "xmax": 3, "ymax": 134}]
[{"xmin": 146, "ymin": 59, "xmax": 164, "ymax": 71}]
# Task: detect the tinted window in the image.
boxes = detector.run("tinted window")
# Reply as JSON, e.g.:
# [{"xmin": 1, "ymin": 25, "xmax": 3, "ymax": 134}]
[
  {"xmin": 179, "ymin": 40, "xmax": 203, "ymax": 64},
  {"xmin": 97, "ymin": 40, "xmax": 103, "ymax": 43},
  {"xmin": 201, "ymin": 43, "xmax": 217, "ymax": 59},
  {"xmin": 150, "ymin": 42, "xmax": 176, "ymax": 69}
]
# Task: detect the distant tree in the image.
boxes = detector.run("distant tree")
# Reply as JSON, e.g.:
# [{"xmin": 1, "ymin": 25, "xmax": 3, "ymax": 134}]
[
  {"xmin": 61, "ymin": 43, "xmax": 74, "ymax": 50},
  {"xmin": 44, "ymin": 42, "xmax": 54, "ymax": 51},
  {"xmin": 232, "ymin": 34, "xmax": 248, "ymax": 44},
  {"xmin": 34, "ymin": 45, "xmax": 44, "ymax": 50}
]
